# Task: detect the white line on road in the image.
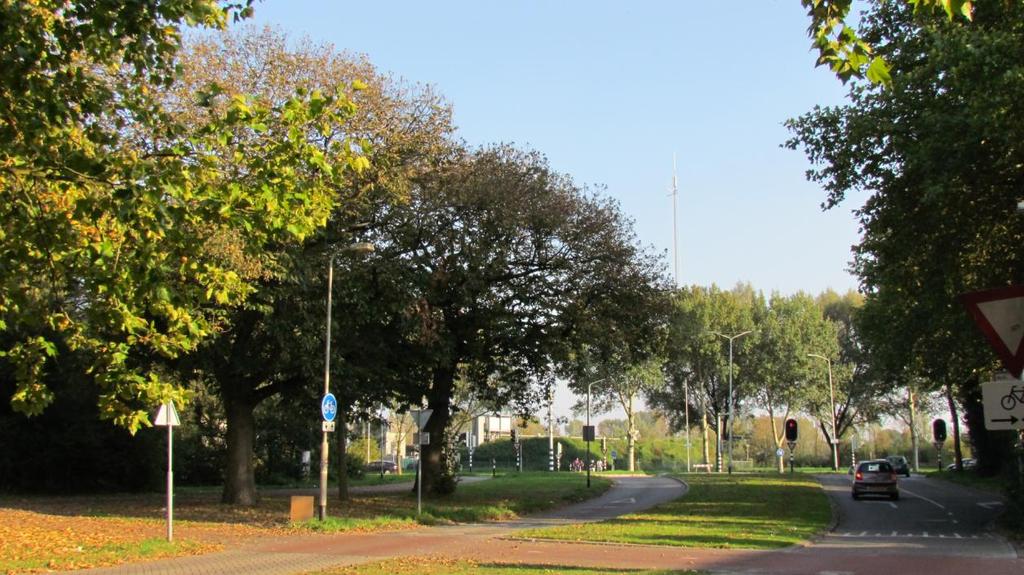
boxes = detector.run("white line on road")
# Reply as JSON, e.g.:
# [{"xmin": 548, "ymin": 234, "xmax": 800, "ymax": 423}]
[
  {"xmin": 978, "ymin": 501, "xmax": 1003, "ymax": 510},
  {"xmin": 900, "ymin": 487, "xmax": 947, "ymax": 510},
  {"xmin": 888, "ymin": 502, "xmax": 898, "ymax": 509}
]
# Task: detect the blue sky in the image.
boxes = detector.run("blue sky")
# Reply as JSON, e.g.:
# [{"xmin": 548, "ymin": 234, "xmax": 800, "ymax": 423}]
[{"xmin": 248, "ymin": 1, "xmax": 863, "ymax": 421}]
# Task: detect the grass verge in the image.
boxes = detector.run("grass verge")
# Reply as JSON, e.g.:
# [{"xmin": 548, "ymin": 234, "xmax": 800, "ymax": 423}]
[
  {"xmin": 310, "ymin": 555, "xmax": 695, "ymax": 575},
  {"xmin": 922, "ymin": 469, "xmax": 1006, "ymax": 494},
  {"xmin": 374, "ymin": 472, "xmax": 613, "ymax": 526},
  {"xmin": 0, "ymin": 472, "xmax": 612, "ymax": 572},
  {"xmin": 515, "ymin": 473, "xmax": 831, "ymax": 549}
]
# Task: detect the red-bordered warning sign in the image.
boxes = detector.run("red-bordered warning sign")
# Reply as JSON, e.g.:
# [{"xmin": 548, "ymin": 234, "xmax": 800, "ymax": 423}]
[{"xmin": 960, "ymin": 285, "xmax": 1024, "ymax": 378}]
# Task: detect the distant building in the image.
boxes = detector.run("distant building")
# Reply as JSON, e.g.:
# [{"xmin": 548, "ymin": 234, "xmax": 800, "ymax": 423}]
[{"xmin": 466, "ymin": 414, "xmax": 513, "ymax": 448}]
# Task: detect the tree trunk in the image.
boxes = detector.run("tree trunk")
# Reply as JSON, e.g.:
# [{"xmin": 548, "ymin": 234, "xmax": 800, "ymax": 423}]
[
  {"xmin": 626, "ymin": 394, "xmax": 636, "ymax": 472},
  {"xmin": 818, "ymin": 421, "xmax": 838, "ymax": 470},
  {"xmin": 222, "ymin": 394, "xmax": 258, "ymax": 505},
  {"xmin": 768, "ymin": 412, "xmax": 784, "ymax": 473},
  {"xmin": 419, "ymin": 363, "xmax": 456, "ymax": 495},
  {"xmin": 701, "ymin": 410, "xmax": 710, "ymax": 465},
  {"xmin": 336, "ymin": 407, "xmax": 349, "ymax": 501}
]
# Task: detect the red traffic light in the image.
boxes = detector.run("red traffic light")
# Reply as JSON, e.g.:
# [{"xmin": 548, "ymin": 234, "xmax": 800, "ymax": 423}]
[{"xmin": 785, "ymin": 418, "xmax": 799, "ymax": 442}]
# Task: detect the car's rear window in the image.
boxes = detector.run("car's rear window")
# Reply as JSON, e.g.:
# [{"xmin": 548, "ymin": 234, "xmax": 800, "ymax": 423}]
[{"xmin": 859, "ymin": 462, "xmax": 893, "ymax": 473}]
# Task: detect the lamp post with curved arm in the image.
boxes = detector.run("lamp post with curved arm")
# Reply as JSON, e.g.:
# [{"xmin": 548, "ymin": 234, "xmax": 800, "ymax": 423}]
[
  {"xmin": 808, "ymin": 353, "xmax": 839, "ymax": 471},
  {"xmin": 711, "ymin": 330, "xmax": 753, "ymax": 474},
  {"xmin": 319, "ymin": 242, "xmax": 374, "ymax": 521}
]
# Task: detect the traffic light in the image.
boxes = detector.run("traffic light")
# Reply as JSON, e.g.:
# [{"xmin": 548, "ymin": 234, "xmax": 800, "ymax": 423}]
[
  {"xmin": 932, "ymin": 419, "xmax": 947, "ymax": 443},
  {"xmin": 511, "ymin": 428, "xmax": 518, "ymax": 443},
  {"xmin": 785, "ymin": 418, "xmax": 799, "ymax": 442}
]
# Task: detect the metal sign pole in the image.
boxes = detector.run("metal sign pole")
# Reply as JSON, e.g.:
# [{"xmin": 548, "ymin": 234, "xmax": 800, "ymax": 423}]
[
  {"xmin": 167, "ymin": 409, "xmax": 173, "ymax": 542},
  {"xmin": 154, "ymin": 402, "xmax": 180, "ymax": 542}
]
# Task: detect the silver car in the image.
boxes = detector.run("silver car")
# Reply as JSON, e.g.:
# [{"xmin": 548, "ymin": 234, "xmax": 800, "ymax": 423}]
[{"xmin": 852, "ymin": 460, "xmax": 899, "ymax": 500}]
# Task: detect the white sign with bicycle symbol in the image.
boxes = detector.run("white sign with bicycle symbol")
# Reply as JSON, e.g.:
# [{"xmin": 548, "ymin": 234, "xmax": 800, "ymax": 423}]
[{"xmin": 982, "ymin": 380, "xmax": 1024, "ymax": 430}]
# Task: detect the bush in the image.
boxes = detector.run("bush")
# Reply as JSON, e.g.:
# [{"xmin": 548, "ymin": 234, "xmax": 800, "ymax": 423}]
[{"xmin": 345, "ymin": 453, "xmax": 365, "ymax": 479}]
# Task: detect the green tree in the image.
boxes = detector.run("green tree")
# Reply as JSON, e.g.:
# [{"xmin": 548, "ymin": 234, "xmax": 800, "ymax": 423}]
[
  {"xmin": 1, "ymin": 2, "xmax": 370, "ymax": 433},
  {"xmin": 788, "ymin": 1, "xmax": 1024, "ymax": 475},
  {"xmin": 652, "ymin": 285, "xmax": 756, "ymax": 469},
  {"xmin": 167, "ymin": 26, "xmax": 454, "ymax": 504},
  {"xmin": 745, "ymin": 292, "xmax": 838, "ymax": 472},
  {"xmin": 801, "ymin": 0, "xmax": 973, "ymax": 84},
  {"xmin": 576, "ymin": 359, "xmax": 666, "ymax": 472},
  {"xmin": 349, "ymin": 145, "xmax": 662, "ymax": 494}
]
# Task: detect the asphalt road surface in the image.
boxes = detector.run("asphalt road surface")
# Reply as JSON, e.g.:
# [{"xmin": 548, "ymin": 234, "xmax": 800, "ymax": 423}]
[{"xmin": 814, "ymin": 473, "xmax": 1015, "ymax": 558}]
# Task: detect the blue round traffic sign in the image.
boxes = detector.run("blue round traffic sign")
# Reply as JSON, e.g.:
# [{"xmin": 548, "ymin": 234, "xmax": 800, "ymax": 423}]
[{"xmin": 321, "ymin": 393, "xmax": 338, "ymax": 422}]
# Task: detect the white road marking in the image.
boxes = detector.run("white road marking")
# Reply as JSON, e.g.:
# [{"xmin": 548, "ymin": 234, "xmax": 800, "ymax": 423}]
[
  {"xmin": 888, "ymin": 502, "xmax": 898, "ymax": 509},
  {"xmin": 977, "ymin": 501, "xmax": 1003, "ymax": 510},
  {"xmin": 901, "ymin": 487, "xmax": 947, "ymax": 510}
]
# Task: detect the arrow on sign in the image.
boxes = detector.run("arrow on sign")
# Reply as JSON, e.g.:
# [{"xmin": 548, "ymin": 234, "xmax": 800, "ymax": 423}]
[{"xmin": 990, "ymin": 416, "xmax": 1019, "ymax": 425}]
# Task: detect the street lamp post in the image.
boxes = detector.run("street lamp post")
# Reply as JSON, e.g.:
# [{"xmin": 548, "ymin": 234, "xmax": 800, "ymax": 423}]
[
  {"xmin": 586, "ymin": 378, "xmax": 608, "ymax": 488},
  {"xmin": 319, "ymin": 242, "xmax": 374, "ymax": 521},
  {"xmin": 711, "ymin": 331, "xmax": 753, "ymax": 474},
  {"xmin": 808, "ymin": 353, "xmax": 839, "ymax": 471}
]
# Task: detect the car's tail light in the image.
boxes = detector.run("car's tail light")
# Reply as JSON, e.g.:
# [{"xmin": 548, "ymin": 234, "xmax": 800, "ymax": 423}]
[
  {"xmin": 891, "ymin": 473, "xmax": 898, "ymax": 481},
  {"xmin": 855, "ymin": 471, "xmax": 863, "ymax": 480}
]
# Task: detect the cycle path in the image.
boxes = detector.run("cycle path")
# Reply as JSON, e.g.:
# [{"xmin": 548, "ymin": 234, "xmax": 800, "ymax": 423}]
[{"xmin": 72, "ymin": 475, "xmax": 686, "ymax": 575}]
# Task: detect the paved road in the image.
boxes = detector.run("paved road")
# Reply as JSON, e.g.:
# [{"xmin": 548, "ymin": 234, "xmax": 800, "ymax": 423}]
[{"xmin": 814, "ymin": 472, "xmax": 1014, "ymax": 558}]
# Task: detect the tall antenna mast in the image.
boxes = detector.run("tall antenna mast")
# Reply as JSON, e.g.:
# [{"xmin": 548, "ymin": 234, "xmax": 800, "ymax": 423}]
[
  {"xmin": 671, "ymin": 152, "xmax": 680, "ymax": 288},
  {"xmin": 670, "ymin": 152, "xmax": 691, "ymax": 473}
]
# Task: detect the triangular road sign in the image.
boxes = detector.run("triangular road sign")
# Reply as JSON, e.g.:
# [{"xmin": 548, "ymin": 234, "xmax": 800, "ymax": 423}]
[
  {"xmin": 961, "ymin": 285, "xmax": 1024, "ymax": 378},
  {"xmin": 155, "ymin": 402, "xmax": 181, "ymax": 427}
]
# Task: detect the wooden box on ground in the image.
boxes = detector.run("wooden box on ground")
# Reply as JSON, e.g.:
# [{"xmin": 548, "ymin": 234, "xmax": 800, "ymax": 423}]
[{"xmin": 290, "ymin": 495, "xmax": 315, "ymax": 522}]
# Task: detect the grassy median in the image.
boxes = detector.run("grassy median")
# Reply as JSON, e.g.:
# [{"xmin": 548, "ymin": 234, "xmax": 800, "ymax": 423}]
[{"xmin": 515, "ymin": 473, "xmax": 831, "ymax": 549}]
